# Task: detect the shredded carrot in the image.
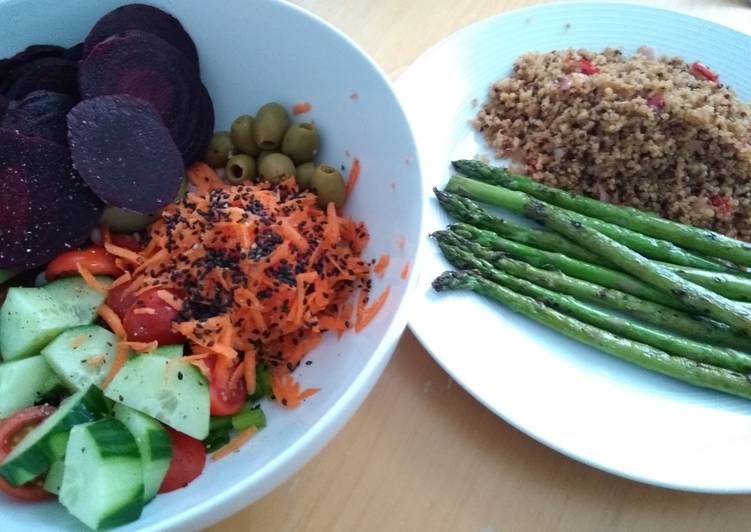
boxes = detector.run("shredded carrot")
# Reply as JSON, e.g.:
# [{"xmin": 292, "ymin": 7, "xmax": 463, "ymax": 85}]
[
  {"xmin": 120, "ymin": 340, "xmax": 158, "ymax": 353},
  {"xmin": 97, "ymin": 304, "xmax": 126, "ymax": 339},
  {"xmin": 111, "ymin": 271, "xmax": 132, "ymax": 289},
  {"xmin": 211, "ymin": 426, "xmax": 258, "ymax": 461},
  {"xmin": 244, "ymin": 348, "xmax": 257, "ymax": 395},
  {"xmin": 85, "ymin": 354, "xmax": 107, "ymax": 367},
  {"xmin": 345, "ymin": 158, "xmax": 360, "ymax": 198},
  {"xmin": 400, "ymin": 261, "xmax": 410, "ymax": 280},
  {"xmin": 101, "ymin": 342, "xmax": 130, "ymax": 389},
  {"xmin": 104, "ymin": 241, "xmax": 144, "ymax": 266},
  {"xmin": 271, "ymin": 369, "xmax": 320, "ymax": 408},
  {"xmin": 373, "ymin": 255, "xmax": 390, "ymax": 277},
  {"xmin": 69, "ymin": 335, "xmax": 88, "ymax": 348},
  {"xmin": 157, "ymin": 289, "xmax": 183, "ymax": 311},
  {"xmin": 355, "ymin": 286, "xmax": 390, "ymax": 333},
  {"xmin": 105, "ymin": 164, "xmax": 384, "ymax": 405},
  {"xmin": 291, "ymin": 102, "xmax": 312, "ymax": 115},
  {"xmin": 77, "ymin": 263, "xmax": 112, "ymax": 295},
  {"xmin": 397, "ymin": 238, "xmax": 406, "ymax": 252},
  {"xmin": 132, "ymin": 307, "xmax": 156, "ymax": 315}
]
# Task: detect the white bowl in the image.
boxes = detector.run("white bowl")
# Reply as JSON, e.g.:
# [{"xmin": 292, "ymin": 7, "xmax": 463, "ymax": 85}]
[{"xmin": 0, "ymin": 0, "xmax": 424, "ymax": 530}]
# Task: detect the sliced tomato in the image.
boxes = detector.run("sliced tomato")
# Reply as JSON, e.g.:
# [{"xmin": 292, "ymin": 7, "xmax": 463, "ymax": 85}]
[
  {"xmin": 158, "ymin": 428, "xmax": 206, "ymax": 493},
  {"xmin": 205, "ymin": 355, "xmax": 247, "ymax": 416},
  {"xmin": 105, "ymin": 281, "xmax": 138, "ymax": 318},
  {"xmin": 46, "ymin": 246, "xmax": 122, "ymax": 281},
  {"xmin": 122, "ymin": 287, "xmax": 184, "ymax": 344},
  {"xmin": 0, "ymin": 405, "xmax": 56, "ymax": 501},
  {"xmin": 108, "ymin": 233, "xmax": 142, "ymax": 252}
]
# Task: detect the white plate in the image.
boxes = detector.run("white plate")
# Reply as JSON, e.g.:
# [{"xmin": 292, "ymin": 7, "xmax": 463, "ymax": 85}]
[
  {"xmin": 398, "ymin": 2, "xmax": 751, "ymax": 493},
  {"xmin": 0, "ymin": 0, "xmax": 424, "ymax": 530}
]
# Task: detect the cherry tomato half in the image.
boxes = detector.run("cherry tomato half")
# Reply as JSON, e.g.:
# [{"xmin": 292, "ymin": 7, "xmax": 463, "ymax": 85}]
[
  {"xmin": 122, "ymin": 287, "xmax": 184, "ymax": 344},
  {"xmin": 0, "ymin": 405, "xmax": 56, "ymax": 501},
  {"xmin": 46, "ymin": 246, "xmax": 122, "ymax": 281},
  {"xmin": 158, "ymin": 428, "xmax": 206, "ymax": 493},
  {"xmin": 205, "ymin": 355, "xmax": 247, "ymax": 416},
  {"xmin": 105, "ymin": 281, "xmax": 139, "ymax": 319}
]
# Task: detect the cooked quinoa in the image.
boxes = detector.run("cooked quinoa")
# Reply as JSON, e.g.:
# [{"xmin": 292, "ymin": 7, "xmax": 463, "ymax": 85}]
[{"xmin": 474, "ymin": 48, "xmax": 751, "ymax": 240}]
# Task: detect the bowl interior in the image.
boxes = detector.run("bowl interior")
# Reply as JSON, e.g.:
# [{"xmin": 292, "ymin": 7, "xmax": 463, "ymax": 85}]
[{"xmin": 0, "ymin": 0, "xmax": 423, "ymax": 530}]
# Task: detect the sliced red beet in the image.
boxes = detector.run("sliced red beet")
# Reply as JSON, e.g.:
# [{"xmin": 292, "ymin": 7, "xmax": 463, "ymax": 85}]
[
  {"xmin": 79, "ymin": 30, "xmax": 205, "ymax": 165},
  {"xmin": 63, "ymin": 42, "xmax": 85, "ymax": 62},
  {"xmin": 182, "ymin": 81, "xmax": 215, "ymax": 166},
  {"xmin": 83, "ymin": 4, "xmax": 198, "ymax": 67},
  {"xmin": 0, "ymin": 129, "xmax": 104, "ymax": 269},
  {"xmin": 1, "ymin": 90, "xmax": 76, "ymax": 145},
  {"xmin": 67, "ymin": 95, "xmax": 184, "ymax": 214},
  {"xmin": 2, "ymin": 57, "xmax": 79, "ymax": 99},
  {"xmin": 0, "ymin": 45, "xmax": 66, "ymax": 84}
]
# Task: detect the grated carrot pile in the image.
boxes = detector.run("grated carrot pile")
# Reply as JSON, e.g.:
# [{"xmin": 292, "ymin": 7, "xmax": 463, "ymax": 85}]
[
  {"xmin": 104, "ymin": 162, "xmax": 386, "ymax": 407},
  {"xmin": 212, "ymin": 426, "xmax": 258, "ymax": 461}
]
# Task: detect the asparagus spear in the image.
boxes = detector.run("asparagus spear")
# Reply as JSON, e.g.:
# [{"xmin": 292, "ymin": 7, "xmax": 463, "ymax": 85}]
[
  {"xmin": 525, "ymin": 200, "xmax": 751, "ymax": 335},
  {"xmin": 432, "ymin": 270, "xmax": 751, "ymax": 401},
  {"xmin": 448, "ymin": 224, "xmax": 688, "ymax": 310},
  {"xmin": 453, "ymin": 159, "xmax": 751, "ymax": 267},
  {"xmin": 434, "ymin": 188, "xmax": 606, "ymax": 265},
  {"xmin": 445, "ymin": 175, "xmax": 730, "ymax": 272},
  {"xmin": 453, "ymin": 222, "xmax": 751, "ymax": 303},
  {"xmin": 438, "ymin": 241, "xmax": 751, "ymax": 372},
  {"xmin": 433, "ymin": 231, "xmax": 751, "ymax": 348}
]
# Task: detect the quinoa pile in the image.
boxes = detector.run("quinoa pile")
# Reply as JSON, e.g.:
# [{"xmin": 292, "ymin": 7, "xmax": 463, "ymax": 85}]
[{"xmin": 474, "ymin": 48, "xmax": 751, "ymax": 240}]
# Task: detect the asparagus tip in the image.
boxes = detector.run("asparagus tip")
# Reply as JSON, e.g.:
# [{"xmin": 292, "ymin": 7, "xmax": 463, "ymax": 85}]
[{"xmin": 432, "ymin": 270, "xmax": 473, "ymax": 292}]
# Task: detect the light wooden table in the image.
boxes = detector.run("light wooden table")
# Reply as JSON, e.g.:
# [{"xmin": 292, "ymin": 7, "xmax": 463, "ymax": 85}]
[{"xmin": 211, "ymin": 1, "xmax": 751, "ymax": 531}]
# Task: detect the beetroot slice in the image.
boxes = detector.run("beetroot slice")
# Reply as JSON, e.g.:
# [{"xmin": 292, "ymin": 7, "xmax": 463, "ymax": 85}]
[
  {"xmin": 182, "ymin": 81, "xmax": 215, "ymax": 166},
  {"xmin": 79, "ymin": 30, "xmax": 203, "ymax": 164},
  {"xmin": 1, "ymin": 90, "xmax": 76, "ymax": 145},
  {"xmin": 2, "ymin": 57, "xmax": 79, "ymax": 99},
  {"xmin": 0, "ymin": 129, "xmax": 103, "ymax": 269},
  {"xmin": 0, "ymin": 45, "xmax": 66, "ymax": 84},
  {"xmin": 83, "ymin": 3, "xmax": 198, "ymax": 67},
  {"xmin": 63, "ymin": 42, "xmax": 85, "ymax": 62},
  {"xmin": 67, "ymin": 95, "xmax": 184, "ymax": 214}
]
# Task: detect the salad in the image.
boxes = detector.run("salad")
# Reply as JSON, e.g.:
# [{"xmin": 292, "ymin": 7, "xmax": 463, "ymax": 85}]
[{"xmin": 0, "ymin": 4, "xmax": 388, "ymax": 530}]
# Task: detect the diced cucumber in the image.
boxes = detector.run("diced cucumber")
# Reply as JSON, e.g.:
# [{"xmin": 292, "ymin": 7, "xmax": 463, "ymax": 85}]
[
  {"xmin": 42, "ymin": 276, "xmax": 110, "ymax": 325},
  {"xmin": 0, "ymin": 288, "xmax": 81, "ymax": 361},
  {"xmin": 43, "ymin": 460, "xmax": 65, "ymax": 495},
  {"xmin": 41, "ymin": 325, "xmax": 117, "ymax": 391},
  {"xmin": 113, "ymin": 404, "xmax": 172, "ymax": 501},
  {"xmin": 0, "ymin": 385, "xmax": 108, "ymax": 485},
  {"xmin": 60, "ymin": 419, "xmax": 144, "ymax": 530},
  {"xmin": 105, "ymin": 355, "xmax": 209, "ymax": 439},
  {"xmin": 0, "ymin": 355, "xmax": 56, "ymax": 418},
  {"xmin": 150, "ymin": 344, "xmax": 184, "ymax": 359}
]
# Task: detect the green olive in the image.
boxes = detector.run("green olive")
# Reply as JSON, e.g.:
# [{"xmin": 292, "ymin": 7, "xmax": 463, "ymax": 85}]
[
  {"xmin": 252, "ymin": 102, "xmax": 289, "ymax": 150},
  {"xmin": 257, "ymin": 150, "xmax": 276, "ymax": 168},
  {"xmin": 281, "ymin": 122, "xmax": 320, "ymax": 164},
  {"xmin": 258, "ymin": 153, "xmax": 296, "ymax": 184},
  {"xmin": 225, "ymin": 154, "xmax": 256, "ymax": 184},
  {"xmin": 205, "ymin": 131, "xmax": 234, "ymax": 168},
  {"xmin": 230, "ymin": 115, "xmax": 260, "ymax": 156},
  {"xmin": 100, "ymin": 206, "xmax": 159, "ymax": 233},
  {"xmin": 311, "ymin": 164, "xmax": 346, "ymax": 209},
  {"xmin": 295, "ymin": 162, "xmax": 316, "ymax": 190}
]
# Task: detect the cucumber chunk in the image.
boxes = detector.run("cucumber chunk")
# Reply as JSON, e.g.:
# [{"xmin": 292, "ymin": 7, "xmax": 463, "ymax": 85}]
[
  {"xmin": 60, "ymin": 419, "xmax": 144, "ymax": 530},
  {"xmin": 113, "ymin": 404, "xmax": 172, "ymax": 501},
  {"xmin": 43, "ymin": 459, "xmax": 65, "ymax": 495},
  {"xmin": 42, "ymin": 275, "xmax": 110, "ymax": 324},
  {"xmin": 0, "ymin": 355, "xmax": 56, "ymax": 418},
  {"xmin": 0, "ymin": 277, "xmax": 108, "ymax": 361},
  {"xmin": 105, "ymin": 355, "xmax": 209, "ymax": 439},
  {"xmin": 0, "ymin": 288, "xmax": 80, "ymax": 361},
  {"xmin": 41, "ymin": 325, "xmax": 117, "ymax": 391},
  {"xmin": 0, "ymin": 385, "xmax": 108, "ymax": 485}
]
